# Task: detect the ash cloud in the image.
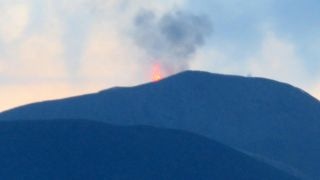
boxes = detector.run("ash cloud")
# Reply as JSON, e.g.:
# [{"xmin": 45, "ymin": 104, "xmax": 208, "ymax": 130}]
[{"xmin": 133, "ymin": 9, "xmax": 213, "ymax": 74}]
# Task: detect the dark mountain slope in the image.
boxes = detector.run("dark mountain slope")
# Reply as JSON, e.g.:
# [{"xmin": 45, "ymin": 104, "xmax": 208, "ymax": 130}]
[
  {"xmin": 1, "ymin": 70, "xmax": 320, "ymax": 179},
  {"xmin": 0, "ymin": 120, "xmax": 301, "ymax": 180}
]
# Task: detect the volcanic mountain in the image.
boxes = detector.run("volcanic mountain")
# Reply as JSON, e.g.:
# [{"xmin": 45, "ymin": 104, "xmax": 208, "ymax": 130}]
[
  {"xmin": 1, "ymin": 71, "xmax": 320, "ymax": 179},
  {"xmin": 0, "ymin": 119, "xmax": 300, "ymax": 180}
]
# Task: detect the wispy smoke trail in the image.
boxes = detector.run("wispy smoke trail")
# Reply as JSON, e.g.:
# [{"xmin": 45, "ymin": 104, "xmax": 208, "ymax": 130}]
[{"xmin": 133, "ymin": 9, "xmax": 213, "ymax": 74}]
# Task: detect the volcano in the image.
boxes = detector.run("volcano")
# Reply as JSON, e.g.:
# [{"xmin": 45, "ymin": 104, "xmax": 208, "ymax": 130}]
[{"xmin": 1, "ymin": 70, "xmax": 320, "ymax": 179}]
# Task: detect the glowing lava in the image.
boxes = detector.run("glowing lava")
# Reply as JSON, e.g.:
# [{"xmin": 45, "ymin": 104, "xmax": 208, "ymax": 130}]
[{"xmin": 151, "ymin": 64, "xmax": 163, "ymax": 82}]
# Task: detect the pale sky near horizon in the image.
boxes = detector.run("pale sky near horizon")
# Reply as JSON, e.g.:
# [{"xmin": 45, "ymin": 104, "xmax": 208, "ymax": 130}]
[{"xmin": 1, "ymin": 0, "xmax": 320, "ymax": 111}]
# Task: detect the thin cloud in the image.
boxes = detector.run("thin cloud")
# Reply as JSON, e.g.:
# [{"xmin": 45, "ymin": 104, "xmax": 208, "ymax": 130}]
[{"xmin": 0, "ymin": 2, "xmax": 30, "ymax": 43}]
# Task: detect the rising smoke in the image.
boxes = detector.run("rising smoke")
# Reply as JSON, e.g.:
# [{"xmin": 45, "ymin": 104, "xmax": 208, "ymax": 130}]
[{"xmin": 133, "ymin": 9, "xmax": 213, "ymax": 74}]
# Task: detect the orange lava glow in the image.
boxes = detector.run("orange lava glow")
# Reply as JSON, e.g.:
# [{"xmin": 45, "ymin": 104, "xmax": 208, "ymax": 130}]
[{"xmin": 151, "ymin": 64, "xmax": 163, "ymax": 82}]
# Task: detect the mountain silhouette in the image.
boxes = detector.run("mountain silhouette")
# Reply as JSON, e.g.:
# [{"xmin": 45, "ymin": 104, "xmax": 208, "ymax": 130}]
[
  {"xmin": 1, "ymin": 70, "xmax": 319, "ymax": 179},
  {"xmin": 0, "ymin": 119, "xmax": 300, "ymax": 180}
]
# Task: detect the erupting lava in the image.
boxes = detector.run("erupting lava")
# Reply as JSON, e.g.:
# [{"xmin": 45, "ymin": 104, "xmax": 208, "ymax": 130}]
[{"xmin": 151, "ymin": 64, "xmax": 163, "ymax": 82}]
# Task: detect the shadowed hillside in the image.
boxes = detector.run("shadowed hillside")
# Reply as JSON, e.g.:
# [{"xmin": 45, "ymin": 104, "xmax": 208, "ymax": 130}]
[{"xmin": 0, "ymin": 120, "xmax": 300, "ymax": 180}]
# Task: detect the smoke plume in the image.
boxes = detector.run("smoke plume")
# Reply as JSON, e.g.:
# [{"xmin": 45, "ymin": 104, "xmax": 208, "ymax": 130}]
[{"xmin": 133, "ymin": 9, "xmax": 213, "ymax": 74}]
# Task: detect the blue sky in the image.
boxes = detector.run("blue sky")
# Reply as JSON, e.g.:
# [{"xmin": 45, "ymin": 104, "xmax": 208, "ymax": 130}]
[{"xmin": 0, "ymin": 0, "xmax": 319, "ymax": 111}]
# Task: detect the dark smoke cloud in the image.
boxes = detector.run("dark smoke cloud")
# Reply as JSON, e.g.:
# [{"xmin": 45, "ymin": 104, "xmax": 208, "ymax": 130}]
[{"xmin": 133, "ymin": 9, "xmax": 213, "ymax": 74}]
